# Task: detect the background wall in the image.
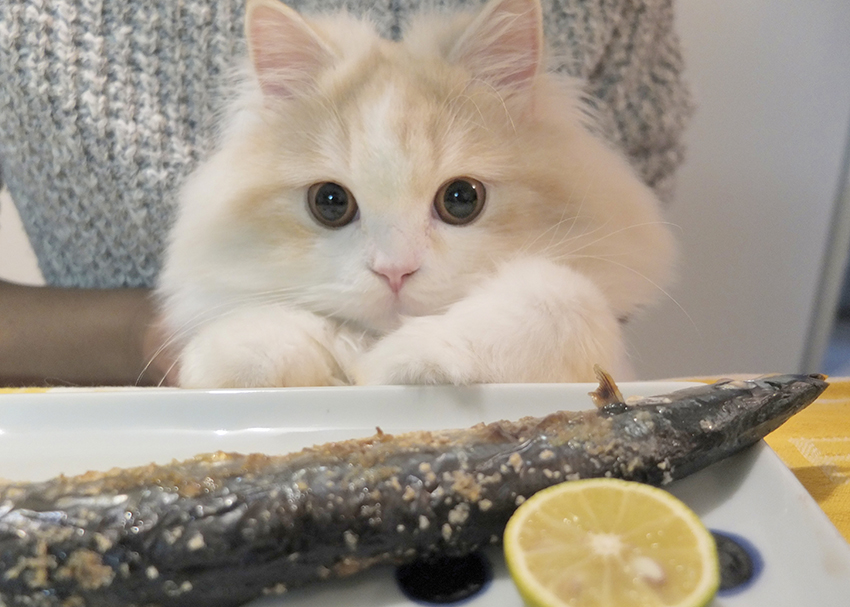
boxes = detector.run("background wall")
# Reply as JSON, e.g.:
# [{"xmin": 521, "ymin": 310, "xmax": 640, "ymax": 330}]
[
  {"xmin": 2, "ymin": 0, "xmax": 850, "ymax": 378},
  {"xmin": 629, "ymin": 0, "xmax": 850, "ymax": 378},
  {"xmin": 0, "ymin": 189, "xmax": 42, "ymax": 286}
]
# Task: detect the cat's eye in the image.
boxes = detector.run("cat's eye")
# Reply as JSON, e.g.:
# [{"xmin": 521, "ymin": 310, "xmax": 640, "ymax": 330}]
[
  {"xmin": 434, "ymin": 178, "xmax": 486, "ymax": 225},
  {"xmin": 307, "ymin": 182, "xmax": 358, "ymax": 228}
]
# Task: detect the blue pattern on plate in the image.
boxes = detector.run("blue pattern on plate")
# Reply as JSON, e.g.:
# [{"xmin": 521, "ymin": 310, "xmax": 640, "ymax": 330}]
[
  {"xmin": 396, "ymin": 551, "xmax": 493, "ymax": 605},
  {"xmin": 712, "ymin": 530, "xmax": 763, "ymax": 595}
]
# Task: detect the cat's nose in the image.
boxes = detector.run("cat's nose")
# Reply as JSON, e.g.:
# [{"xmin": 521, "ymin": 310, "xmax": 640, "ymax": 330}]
[{"xmin": 372, "ymin": 263, "xmax": 419, "ymax": 294}]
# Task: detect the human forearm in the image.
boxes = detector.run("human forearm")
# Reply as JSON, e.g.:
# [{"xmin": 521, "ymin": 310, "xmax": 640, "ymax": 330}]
[{"xmin": 0, "ymin": 281, "xmax": 171, "ymax": 387}]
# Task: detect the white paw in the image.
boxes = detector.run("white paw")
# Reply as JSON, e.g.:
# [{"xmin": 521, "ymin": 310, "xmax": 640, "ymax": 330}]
[
  {"xmin": 357, "ymin": 258, "xmax": 625, "ymax": 385},
  {"xmin": 355, "ymin": 317, "xmax": 482, "ymax": 385},
  {"xmin": 177, "ymin": 307, "xmax": 358, "ymax": 388}
]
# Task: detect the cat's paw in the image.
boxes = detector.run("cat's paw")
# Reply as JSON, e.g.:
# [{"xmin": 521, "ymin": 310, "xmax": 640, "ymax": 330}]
[
  {"xmin": 355, "ymin": 317, "xmax": 483, "ymax": 385},
  {"xmin": 177, "ymin": 307, "xmax": 358, "ymax": 388},
  {"xmin": 357, "ymin": 257, "xmax": 626, "ymax": 385}
]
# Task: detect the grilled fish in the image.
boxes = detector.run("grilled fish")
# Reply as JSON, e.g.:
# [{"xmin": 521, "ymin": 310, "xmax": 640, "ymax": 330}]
[{"xmin": 0, "ymin": 372, "xmax": 827, "ymax": 606}]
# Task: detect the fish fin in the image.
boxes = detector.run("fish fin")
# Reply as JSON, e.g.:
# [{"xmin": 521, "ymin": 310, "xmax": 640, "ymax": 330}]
[{"xmin": 588, "ymin": 365, "xmax": 625, "ymax": 408}]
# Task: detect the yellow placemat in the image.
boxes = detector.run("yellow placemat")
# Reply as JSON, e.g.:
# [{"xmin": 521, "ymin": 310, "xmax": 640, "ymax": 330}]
[
  {"xmin": 687, "ymin": 375, "xmax": 849, "ymax": 543},
  {"xmin": 763, "ymin": 377, "xmax": 850, "ymax": 543}
]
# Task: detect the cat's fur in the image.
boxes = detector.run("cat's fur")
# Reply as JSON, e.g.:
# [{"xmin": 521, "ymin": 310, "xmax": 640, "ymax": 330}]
[{"xmin": 157, "ymin": 0, "xmax": 676, "ymax": 387}]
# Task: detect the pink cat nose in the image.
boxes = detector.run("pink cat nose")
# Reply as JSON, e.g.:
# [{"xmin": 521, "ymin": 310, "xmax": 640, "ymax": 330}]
[{"xmin": 372, "ymin": 263, "xmax": 419, "ymax": 294}]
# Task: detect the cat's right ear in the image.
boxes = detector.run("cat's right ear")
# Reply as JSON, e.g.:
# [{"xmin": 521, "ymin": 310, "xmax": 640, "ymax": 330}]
[
  {"xmin": 245, "ymin": 0, "xmax": 334, "ymax": 99},
  {"xmin": 449, "ymin": 0, "xmax": 543, "ymax": 96}
]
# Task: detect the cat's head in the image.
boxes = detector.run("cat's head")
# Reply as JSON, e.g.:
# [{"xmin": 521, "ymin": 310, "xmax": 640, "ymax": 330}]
[{"xmin": 161, "ymin": 0, "xmax": 674, "ymax": 336}]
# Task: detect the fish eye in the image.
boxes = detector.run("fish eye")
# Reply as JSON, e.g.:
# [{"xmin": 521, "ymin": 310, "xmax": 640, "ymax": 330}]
[
  {"xmin": 308, "ymin": 182, "xmax": 358, "ymax": 228},
  {"xmin": 434, "ymin": 178, "xmax": 486, "ymax": 225}
]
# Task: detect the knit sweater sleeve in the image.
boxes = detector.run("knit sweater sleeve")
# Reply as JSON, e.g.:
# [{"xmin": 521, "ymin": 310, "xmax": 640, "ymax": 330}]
[
  {"xmin": 0, "ymin": 0, "xmax": 251, "ymax": 288},
  {"xmin": 547, "ymin": 0, "xmax": 693, "ymax": 202},
  {"xmin": 0, "ymin": 0, "xmax": 690, "ymax": 289}
]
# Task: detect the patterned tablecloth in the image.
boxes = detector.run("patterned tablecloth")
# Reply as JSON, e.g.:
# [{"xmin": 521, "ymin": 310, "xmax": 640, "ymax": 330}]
[{"xmin": 762, "ymin": 377, "xmax": 850, "ymax": 543}]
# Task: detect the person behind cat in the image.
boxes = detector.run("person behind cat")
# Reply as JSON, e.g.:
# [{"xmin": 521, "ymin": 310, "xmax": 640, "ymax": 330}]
[{"xmin": 0, "ymin": 0, "xmax": 690, "ymax": 387}]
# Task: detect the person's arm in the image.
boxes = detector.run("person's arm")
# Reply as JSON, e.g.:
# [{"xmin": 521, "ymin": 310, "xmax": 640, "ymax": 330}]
[{"xmin": 0, "ymin": 280, "xmax": 175, "ymax": 387}]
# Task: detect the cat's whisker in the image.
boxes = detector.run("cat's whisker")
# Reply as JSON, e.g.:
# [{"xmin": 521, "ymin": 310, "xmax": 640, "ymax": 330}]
[
  {"xmin": 441, "ymin": 80, "xmax": 502, "ymax": 137},
  {"xmin": 544, "ymin": 200, "xmax": 580, "ymax": 252},
  {"xmin": 513, "ymin": 159, "xmax": 599, "ymax": 260},
  {"xmin": 516, "ymin": 212, "xmax": 586, "ymax": 257},
  {"xmin": 157, "ymin": 357, "xmax": 182, "ymax": 389},
  {"xmin": 559, "ymin": 220, "xmax": 681, "ymax": 258},
  {"xmin": 555, "ymin": 156, "xmax": 600, "ymax": 245},
  {"xmin": 451, "ymin": 93, "xmax": 496, "ymax": 135},
  {"xmin": 440, "ymin": 79, "xmax": 478, "ymax": 115},
  {"xmin": 470, "ymin": 77, "xmax": 516, "ymax": 135},
  {"xmin": 533, "ymin": 217, "xmax": 672, "ymax": 263},
  {"xmin": 316, "ymin": 91, "xmax": 347, "ymax": 135},
  {"xmin": 138, "ymin": 285, "xmax": 320, "ymax": 386},
  {"xmin": 539, "ymin": 181, "xmax": 600, "ymax": 248},
  {"xmin": 138, "ymin": 284, "xmax": 336, "ymax": 386},
  {"xmin": 512, "ymin": 162, "xmax": 598, "ymax": 257},
  {"xmin": 563, "ymin": 253, "xmax": 699, "ymax": 336},
  {"xmin": 137, "ymin": 317, "xmax": 208, "ymax": 387},
  {"xmin": 523, "ymin": 210, "xmax": 614, "ymax": 259}
]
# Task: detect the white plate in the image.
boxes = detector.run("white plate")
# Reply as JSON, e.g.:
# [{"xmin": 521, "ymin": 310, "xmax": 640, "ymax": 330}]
[{"xmin": 1, "ymin": 382, "xmax": 849, "ymax": 606}]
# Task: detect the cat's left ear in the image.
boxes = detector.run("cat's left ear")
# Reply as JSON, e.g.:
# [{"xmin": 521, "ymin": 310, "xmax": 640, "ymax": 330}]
[
  {"xmin": 449, "ymin": 0, "xmax": 543, "ymax": 96},
  {"xmin": 245, "ymin": 0, "xmax": 334, "ymax": 99}
]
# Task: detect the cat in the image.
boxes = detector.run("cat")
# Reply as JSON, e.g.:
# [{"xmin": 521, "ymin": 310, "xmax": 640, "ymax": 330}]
[{"xmin": 156, "ymin": 0, "xmax": 676, "ymax": 388}]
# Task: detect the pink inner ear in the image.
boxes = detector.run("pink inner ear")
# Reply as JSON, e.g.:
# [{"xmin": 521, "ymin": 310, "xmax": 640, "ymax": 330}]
[
  {"xmin": 247, "ymin": 4, "xmax": 331, "ymax": 99},
  {"xmin": 451, "ymin": 0, "xmax": 542, "ymax": 92}
]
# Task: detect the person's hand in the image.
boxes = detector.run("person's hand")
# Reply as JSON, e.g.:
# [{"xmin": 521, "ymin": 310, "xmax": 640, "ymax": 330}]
[{"xmin": 0, "ymin": 281, "xmax": 179, "ymax": 387}]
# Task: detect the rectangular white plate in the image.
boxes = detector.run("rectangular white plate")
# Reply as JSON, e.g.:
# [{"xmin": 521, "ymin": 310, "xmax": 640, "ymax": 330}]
[{"xmin": 1, "ymin": 382, "xmax": 848, "ymax": 606}]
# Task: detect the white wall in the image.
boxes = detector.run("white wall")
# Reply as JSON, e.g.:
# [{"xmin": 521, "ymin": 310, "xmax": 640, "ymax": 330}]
[
  {"xmin": 0, "ymin": 189, "xmax": 43, "ymax": 285},
  {"xmin": 629, "ymin": 0, "xmax": 850, "ymax": 378},
  {"xmin": 3, "ymin": 1, "xmax": 850, "ymax": 378}
]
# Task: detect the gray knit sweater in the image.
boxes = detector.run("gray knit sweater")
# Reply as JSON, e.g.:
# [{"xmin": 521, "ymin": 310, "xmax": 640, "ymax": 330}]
[{"xmin": 0, "ymin": 0, "xmax": 691, "ymax": 289}]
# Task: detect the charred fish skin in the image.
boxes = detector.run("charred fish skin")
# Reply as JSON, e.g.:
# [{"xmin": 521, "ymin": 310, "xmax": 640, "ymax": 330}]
[
  {"xmin": 601, "ymin": 374, "xmax": 828, "ymax": 483},
  {"xmin": 628, "ymin": 374, "xmax": 829, "ymax": 481},
  {"xmin": 0, "ymin": 374, "xmax": 827, "ymax": 607}
]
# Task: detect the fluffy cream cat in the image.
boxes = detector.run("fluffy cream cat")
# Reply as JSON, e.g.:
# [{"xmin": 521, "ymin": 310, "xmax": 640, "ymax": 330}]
[{"xmin": 157, "ymin": 0, "xmax": 676, "ymax": 387}]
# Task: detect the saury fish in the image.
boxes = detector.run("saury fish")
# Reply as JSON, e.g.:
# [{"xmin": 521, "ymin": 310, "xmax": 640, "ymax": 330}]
[{"xmin": 0, "ymin": 372, "xmax": 827, "ymax": 607}]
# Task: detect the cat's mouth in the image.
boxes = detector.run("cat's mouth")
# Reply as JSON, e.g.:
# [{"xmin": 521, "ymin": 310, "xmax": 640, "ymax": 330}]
[
  {"xmin": 346, "ymin": 288, "xmax": 433, "ymax": 335},
  {"xmin": 382, "ymin": 292, "xmax": 417, "ymax": 322}
]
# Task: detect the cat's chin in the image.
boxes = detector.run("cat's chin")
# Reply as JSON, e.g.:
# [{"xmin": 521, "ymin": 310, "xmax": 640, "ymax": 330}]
[
  {"xmin": 346, "ymin": 309, "xmax": 408, "ymax": 336},
  {"xmin": 341, "ymin": 292, "xmax": 438, "ymax": 336}
]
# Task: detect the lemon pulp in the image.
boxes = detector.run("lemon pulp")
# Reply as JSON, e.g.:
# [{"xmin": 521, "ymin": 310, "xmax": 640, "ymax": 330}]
[{"xmin": 504, "ymin": 478, "xmax": 719, "ymax": 607}]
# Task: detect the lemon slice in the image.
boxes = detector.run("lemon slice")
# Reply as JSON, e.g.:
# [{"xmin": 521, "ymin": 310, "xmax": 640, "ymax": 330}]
[{"xmin": 504, "ymin": 478, "xmax": 719, "ymax": 607}]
